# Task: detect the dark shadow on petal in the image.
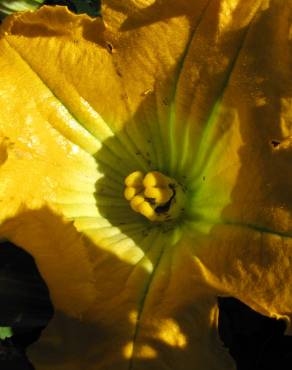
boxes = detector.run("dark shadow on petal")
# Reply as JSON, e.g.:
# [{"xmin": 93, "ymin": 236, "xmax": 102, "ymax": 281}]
[{"xmin": 117, "ymin": 0, "xmax": 215, "ymax": 32}]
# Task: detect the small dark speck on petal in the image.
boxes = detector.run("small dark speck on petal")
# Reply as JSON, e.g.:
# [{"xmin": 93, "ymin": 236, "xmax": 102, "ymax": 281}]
[
  {"xmin": 270, "ymin": 140, "xmax": 280, "ymax": 148},
  {"xmin": 106, "ymin": 42, "xmax": 114, "ymax": 54}
]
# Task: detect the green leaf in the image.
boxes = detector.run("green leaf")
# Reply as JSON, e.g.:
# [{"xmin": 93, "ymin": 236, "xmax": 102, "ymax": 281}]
[
  {"xmin": 0, "ymin": 326, "xmax": 13, "ymax": 340},
  {"xmin": 44, "ymin": 0, "xmax": 101, "ymax": 16},
  {"xmin": 68, "ymin": 0, "xmax": 100, "ymax": 16},
  {"xmin": 0, "ymin": 0, "xmax": 44, "ymax": 20}
]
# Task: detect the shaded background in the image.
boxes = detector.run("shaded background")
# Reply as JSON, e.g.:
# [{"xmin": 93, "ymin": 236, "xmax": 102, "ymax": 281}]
[{"xmin": 0, "ymin": 0, "xmax": 291, "ymax": 369}]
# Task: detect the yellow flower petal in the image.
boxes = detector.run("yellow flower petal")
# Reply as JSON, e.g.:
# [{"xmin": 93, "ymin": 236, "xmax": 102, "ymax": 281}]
[
  {"xmin": 180, "ymin": 224, "xmax": 292, "ymax": 333},
  {"xmin": 0, "ymin": 1, "xmax": 291, "ymax": 370},
  {"xmin": 186, "ymin": 0, "xmax": 292, "ymax": 235},
  {"xmin": 28, "ymin": 242, "xmax": 236, "ymax": 370}
]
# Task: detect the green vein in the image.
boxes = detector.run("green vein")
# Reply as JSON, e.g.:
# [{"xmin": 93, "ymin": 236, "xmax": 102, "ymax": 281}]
[
  {"xmin": 128, "ymin": 232, "xmax": 167, "ymax": 370},
  {"xmin": 222, "ymin": 220, "xmax": 292, "ymax": 239},
  {"xmin": 165, "ymin": 0, "xmax": 213, "ymax": 175},
  {"xmin": 146, "ymin": 0, "xmax": 213, "ymax": 174},
  {"xmin": 188, "ymin": 8, "xmax": 260, "ymax": 182},
  {"xmin": 186, "ymin": 217, "xmax": 292, "ymax": 240}
]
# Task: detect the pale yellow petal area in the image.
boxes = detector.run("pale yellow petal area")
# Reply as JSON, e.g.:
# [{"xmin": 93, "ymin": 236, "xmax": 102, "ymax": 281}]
[
  {"xmin": 0, "ymin": 33, "xmax": 99, "ymax": 222},
  {"xmin": 179, "ymin": 224, "xmax": 292, "ymax": 334},
  {"xmin": 27, "ymin": 238, "xmax": 236, "ymax": 370},
  {"xmin": 0, "ymin": 2, "xmax": 211, "ymax": 173}
]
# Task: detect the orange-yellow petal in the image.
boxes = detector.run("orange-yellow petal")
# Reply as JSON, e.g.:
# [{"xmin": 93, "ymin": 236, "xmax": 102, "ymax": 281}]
[
  {"xmin": 179, "ymin": 224, "xmax": 292, "ymax": 334},
  {"xmin": 0, "ymin": 1, "xmax": 291, "ymax": 370}
]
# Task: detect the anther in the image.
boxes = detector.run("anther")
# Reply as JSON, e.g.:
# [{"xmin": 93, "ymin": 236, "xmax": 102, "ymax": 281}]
[
  {"xmin": 130, "ymin": 195, "xmax": 145, "ymax": 212},
  {"xmin": 138, "ymin": 202, "xmax": 156, "ymax": 221},
  {"xmin": 124, "ymin": 170, "xmax": 185, "ymax": 222},
  {"xmin": 143, "ymin": 171, "xmax": 170, "ymax": 188},
  {"xmin": 144, "ymin": 187, "xmax": 173, "ymax": 204},
  {"xmin": 125, "ymin": 171, "xmax": 144, "ymax": 187},
  {"xmin": 124, "ymin": 187, "xmax": 139, "ymax": 201}
]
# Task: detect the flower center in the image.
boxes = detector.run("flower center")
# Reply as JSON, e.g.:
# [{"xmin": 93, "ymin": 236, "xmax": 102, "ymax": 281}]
[{"xmin": 124, "ymin": 170, "xmax": 185, "ymax": 222}]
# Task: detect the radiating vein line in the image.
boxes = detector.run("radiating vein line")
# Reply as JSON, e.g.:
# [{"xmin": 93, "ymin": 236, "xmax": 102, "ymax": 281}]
[
  {"xmin": 188, "ymin": 10, "xmax": 261, "ymax": 182},
  {"xmin": 128, "ymin": 233, "xmax": 168, "ymax": 370},
  {"xmin": 5, "ymin": 39, "xmax": 145, "ymax": 171},
  {"xmin": 186, "ymin": 217, "xmax": 292, "ymax": 239},
  {"xmin": 97, "ymin": 228, "xmax": 146, "ymax": 249},
  {"xmin": 110, "ymin": 54, "xmax": 152, "ymax": 171},
  {"xmin": 124, "ymin": 229, "xmax": 160, "ymax": 286},
  {"xmin": 164, "ymin": 0, "xmax": 213, "ymax": 174},
  {"xmin": 222, "ymin": 220, "xmax": 292, "ymax": 239}
]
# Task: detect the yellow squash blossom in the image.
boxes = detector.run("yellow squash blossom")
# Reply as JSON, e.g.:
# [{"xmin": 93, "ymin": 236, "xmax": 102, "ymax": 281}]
[{"xmin": 0, "ymin": 1, "xmax": 291, "ymax": 369}]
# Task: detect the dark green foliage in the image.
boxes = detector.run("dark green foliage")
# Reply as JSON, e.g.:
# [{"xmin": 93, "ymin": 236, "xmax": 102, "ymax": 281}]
[
  {"xmin": 0, "ymin": 241, "xmax": 53, "ymax": 369},
  {"xmin": 0, "ymin": 0, "xmax": 101, "ymax": 21},
  {"xmin": 44, "ymin": 0, "xmax": 101, "ymax": 16}
]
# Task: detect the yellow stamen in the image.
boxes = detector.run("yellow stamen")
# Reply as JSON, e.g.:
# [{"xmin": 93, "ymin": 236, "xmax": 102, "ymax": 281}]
[
  {"xmin": 143, "ymin": 171, "xmax": 170, "ymax": 188},
  {"xmin": 124, "ymin": 170, "xmax": 185, "ymax": 222},
  {"xmin": 130, "ymin": 195, "xmax": 145, "ymax": 212},
  {"xmin": 144, "ymin": 187, "xmax": 173, "ymax": 204},
  {"xmin": 125, "ymin": 171, "xmax": 144, "ymax": 187},
  {"xmin": 138, "ymin": 201, "xmax": 156, "ymax": 221},
  {"xmin": 124, "ymin": 186, "xmax": 142, "ymax": 201}
]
